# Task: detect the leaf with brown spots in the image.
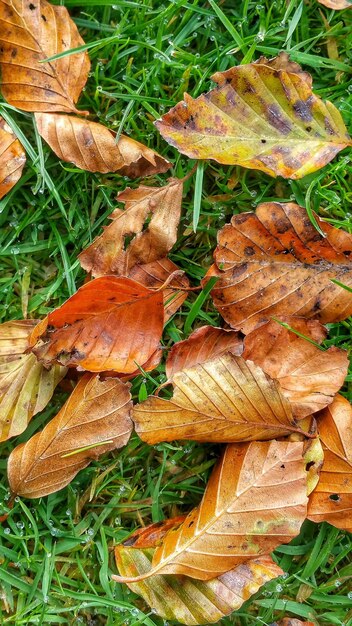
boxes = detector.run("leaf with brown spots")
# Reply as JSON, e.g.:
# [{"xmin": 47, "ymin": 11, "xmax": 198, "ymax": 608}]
[
  {"xmin": 317, "ymin": 0, "xmax": 351, "ymax": 8},
  {"xmin": 205, "ymin": 202, "xmax": 352, "ymax": 333},
  {"xmin": 29, "ymin": 276, "xmax": 164, "ymax": 374},
  {"xmin": 156, "ymin": 53, "xmax": 351, "ymax": 179},
  {"xmin": 0, "ymin": 320, "xmax": 66, "ymax": 441},
  {"xmin": 0, "ymin": 117, "xmax": 26, "ymax": 198},
  {"xmin": 0, "ymin": 0, "xmax": 90, "ymax": 114},
  {"xmin": 79, "ymin": 179, "xmax": 182, "ymax": 276},
  {"xmin": 308, "ymin": 394, "xmax": 352, "ymax": 532},
  {"xmin": 243, "ymin": 318, "xmax": 348, "ymax": 419},
  {"xmin": 35, "ymin": 113, "xmax": 171, "ymax": 176},
  {"xmin": 7, "ymin": 373, "xmax": 133, "ymax": 498},
  {"xmin": 113, "ymin": 440, "xmax": 307, "ymax": 581},
  {"xmin": 115, "ymin": 542, "xmax": 282, "ymax": 625}
]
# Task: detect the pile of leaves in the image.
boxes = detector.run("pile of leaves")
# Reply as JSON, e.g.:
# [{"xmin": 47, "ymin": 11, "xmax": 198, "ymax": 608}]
[{"xmin": 0, "ymin": 1, "xmax": 351, "ymax": 625}]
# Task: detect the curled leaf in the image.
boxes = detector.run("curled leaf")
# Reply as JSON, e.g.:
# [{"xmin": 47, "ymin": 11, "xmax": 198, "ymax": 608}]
[
  {"xmin": 0, "ymin": 0, "xmax": 90, "ymax": 114},
  {"xmin": 7, "ymin": 373, "xmax": 133, "ymax": 498},
  {"xmin": 308, "ymin": 395, "xmax": 352, "ymax": 531},
  {"xmin": 0, "ymin": 117, "xmax": 26, "ymax": 198},
  {"xmin": 116, "ymin": 546, "xmax": 282, "ymax": 625},
  {"xmin": 243, "ymin": 318, "xmax": 348, "ymax": 418},
  {"xmin": 206, "ymin": 202, "xmax": 352, "ymax": 333},
  {"xmin": 0, "ymin": 320, "xmax": 66, "ymax": 441},
  {"xmin": 30, "ymin": 276, "xmax": 164, "ymax": 374},
  {"xmin": 156, "ymin": 53, "xmax": 351, "ymax": 179},
  {"xmin": 35, "ymin": 113, "xmax": 170, "ymax": 176},
  {"xmin": 113, "ymin": 441, "xmax": 307, "ymax": 581}
]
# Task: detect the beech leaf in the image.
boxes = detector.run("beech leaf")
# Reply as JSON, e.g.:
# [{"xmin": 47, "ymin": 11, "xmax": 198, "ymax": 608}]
[
  {"xmin": 317, "ymin": 0, "xmax": 351, "ymax": 8},
  {"xmin": 156, "ymin": 53, "xmax": 351, "ymax": 179},
  {"xmin": 0, "ymin": 117, "xmax": 26, "ymax": 198},
  {"xmin": 79, "ymin": 179, "xmax": 183, "ymax": 277},
  {"xmin": 29, "ymin": 276, "xmax": 164, "ymax": 373},
  {"xmin": 0, "ymin": 0, "xmax": 90, "ymax": 114},
  {"xmin": 35, "ymin": 113, "xmax": 171, "ymax": 176},
  {"xmin": 0, "ymin": 320, "xmax": 66, "ymax": 442},
  {"xmin": 133, "ymin": 352, "xmax": 306, "ymax": 444},
  {"xmin": 206, "ymin": 202, "xmax": 352, "ymax": 333},
  {"xmin": 308, "ymin": 394, "xmax": 352, "ymax": 531},
  {"xmin": 243, "ymin": 318, "xmax": 348, "ymax": 418},
  {"xmin": 7, "ymin": 373, "xmax": 133, "ymax": 498},
  {"xmin": 113, "ymin": 440, "xmax": 307, "ymax": 581},
  {"xmin": 116, "ymin": 546, "xmax": 283, "ymax": 625}
]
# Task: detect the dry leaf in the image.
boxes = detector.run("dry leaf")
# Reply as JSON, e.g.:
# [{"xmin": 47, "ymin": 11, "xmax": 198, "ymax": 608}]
[
  {"xmin": 129, "ymin": 258, "xmax": 189, "ymax": 322},
  {"xmin": 35, "ymin": 113, "xmax": 171, "ymax": 176},
  {"xmin": 113, "ymin": 440, "xmax": 307, "ymax": 581},
  {"xmin": 308, "ymin": 395, "xmax": 352, "ymax": 531},
  {"xmin": 0, "ymin": 320, "xmax": 66, "ymax": 441},
  {"xmin": 165, "ymin": 325, "xmax": 243, "ymax": 381},
  {"xmin": 243, "ymin": 318, "xmax": 348, "ymax": 418},
  {"xmin": 0, "ymin": 0, "xmax": 90, "ymax": 114},
  {"xmin": 156, "ymin": 53, "xmax": 351, "ymax": 179},
  {"xmin": 133, "ymin": 353, "xmax": 306, "ymax": 444},
  {"xmin": 116, "ymin": 545, "xmax": 282, "ymax": 625},
  {"xmin": 29, "ymin": 276, "xmax": 164, "ymax": 373},
  {"xmin": 79, "ymin": 180, "xmax": 183, "ymax": 277},
  {"xmin": 317, "ymin": 0, "xmax": 351, "ymax": 8},
  {"xmin": 7, "ymin": 373, "xmax": 133, "ymax": 498},
  {"xmin": 0, "ymin": 117, "xmax": 26, "ymax": 198},
  {"xmin": 206, "ymin": 202, "xmax": 352, "ymax": 333}
]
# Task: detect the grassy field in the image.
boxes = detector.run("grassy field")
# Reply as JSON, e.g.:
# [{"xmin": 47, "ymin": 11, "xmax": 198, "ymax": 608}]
[{"xmin": 0, "ymin": 0, "xmax": 352, "ymax": 624}]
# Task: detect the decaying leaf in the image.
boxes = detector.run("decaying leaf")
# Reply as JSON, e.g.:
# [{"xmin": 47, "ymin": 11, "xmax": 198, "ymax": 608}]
[
  {"xmin": 116, "ymin": 545, "xmax": 282, "ymax": 625},
  {"xmin": 243, "ymin": 318, "xmax": 348, "ymax": 418},
  {"xmin": 35, "ymin": 113, "xmax": 170, "ymax": 176},
  {"xmin": 165, "ymin": 325, "xmax": 243, "ymax": 381},
  {"xmin": 29, "ymin": 277, "xmax": 164, "ymax": 373},
  {"xmin": 0, "ymin": 117, "xmax": 26, "ymax": 198},
  {"xmin": 308, "ymin": 395, "xmax": 352, "ymax": 531},
  {"xmin": 113, "ymin": 440, "xmax": 307, "ymax": 581},
  {"xmin": 129, "ymin": 258, "xmax": 189, "ymax": 322},
  {"xmin": 317, "ymin": 0, "xmax": 351, "ymax": 8},
  {"xmin": 206, "ymin": 202, "xmax": 352, "ymax": 333},
  {"xmin": 0, "ymin": 320, "xmax": 66, "ymax": 442},
  {"xmin": 133, "ymin": 352, "xmax": 306, "ymax": 445},
  {"xmin": 7, "ymin": 373, "xmax": 133, "ymax": 498},
  {"xmin": 123, "ymin": 516, "xmax": 187, "ymax": 548},
  {"xmin": 156, "ymin": 53, "xmax": 351, "ymax": 179},
  {"xmin": 79, "ymin": 179, "xmax": 183, "ymax": 277},
  {"xmin": 0, "ymin": 0, "xmax": 90, "ymax": 114}
]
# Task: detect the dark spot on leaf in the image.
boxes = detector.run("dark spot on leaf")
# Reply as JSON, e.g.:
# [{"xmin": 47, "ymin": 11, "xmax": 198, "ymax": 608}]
[
  {"xmin": 306, "ymin": 126, "xmax": 312, "ymax": 132},
  {"xmin": 29, "ymin": 3, "xmax": 36, "ymax": 9},
  {"xmin": 293, "ymin": 99, "xmax": 313, "ymax": 122},
  {"xmin": 188, "ymin": 521, "xmax": 194, "ymax": 527},
  {"xmin": 343, "ymin": 250, "xmax": 351, "ymax": 256},
  {"xmin": 244, "ymin": 246, "xmax": 255, "ymax": 256},
  {"xmin": 261, "ymin": 139, "xmax": 267, "ymax": 144},
  {"xmin": 324, "ymin": 117, "xmax": 335, "ymax": 136},
  {"xmin": 41, "ymin": 13, "xmax": 47, "ymax": 21},
  {"xmin": 11, "ymin": 48, "xmax": 17, "ymax": 58},
  {"xmin": 281, "ymin": 464, "xmax": 285, "ymax": 469},
  {"xmin": 266, "ymin": 104, "xmax": 292, "ymax": 135},
  {"xmin": 306, "ymin": 461, "xmax": 315, "ymax": 471},
  {"xmin": 313, "ymin": 299, "xmax": 321, "ymax": 312},
  {"xmin": 329, "ymin": 493, "xmax": 340, "ymax": 502}
]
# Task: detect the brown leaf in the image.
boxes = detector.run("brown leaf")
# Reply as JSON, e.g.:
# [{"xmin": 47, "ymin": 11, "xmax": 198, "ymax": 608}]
[
  {"xmin": 7, "ymin": 373, "xmax": 133, "ymax": 498},
  {"xmin": 0, "ymin": 320, "xmax": 66, "ymax": 441},
  {"xmin": 133, "ymin": 352, "xmax": 306, "ymax": 445},
  {"xmin": 0, "ymin": 0, "xmax": 90, "ymax": 114},
  {"xmin": 115, "ymin": 545, "xmax": 282, "ymax": 625},
  {"xmin": 271, "ymin": 620, "xmax": 315, "ymax": 626},
  {"xmin": 0, "ymin": 117, "xmax": 26, "ymax": 198},
  {"xmin": 35, "ymin": 113, "xmax": 171, "ymax": 176},
  {"xmin": 156, "ymin": 53, "xmax": 351, "ymax": 179},
  {"xmin": 165, "ymin": 325, "xmax": 243, "ymax": 381},
  {"xmin": 79, "ymin": 180, "xmax": 182, "ymax": 277},
  {"xmin": 317, "ymin": 0, "xmax": 351, "ymax": 8},
  {"xmin": 308, "ymin": 395, "xmax": 352, "ymax": 531},
  {"xmin": 123, "ymin": 516, "xmax": 187, "ymax": 548},
  {"xmin": 29, "ymin": 276, "xmax": 164, "ymax": 374},
  {"xmin": 129, "ymin": 258, "xmax": 189, "ymax": 322},
  {"xmin": 206, "ymin": 202, "xmax": 352, "ymax": 333},
  {"xmin": 113, "ymin": 440, "xmax": 307, "ymax": 581},
  {"xmin": 243, "ymin": 318, "xmax": 348, "ymax": 419}
]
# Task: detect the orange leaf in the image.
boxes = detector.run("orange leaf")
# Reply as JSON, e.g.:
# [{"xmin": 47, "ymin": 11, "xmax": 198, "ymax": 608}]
[
  {"xmin": 7, "ymin": 373, "xmax": 133, "ymax": 498},
  {"xmin": 156, "ymin": 53, "xmax": 351, "ymax": 179},
  {"xmin": 205, "ymin": 202, "xmax": 352, "ymax": 333},
  {"xmin": 123, "ymin": 516, "xmax": 187, "ymax": 548},
  {"xmin": 113, "ymin": 441, "xmax": 307, "ymax": 581},
  {"xmin": 0, "ymin": 117, "xmax": 26, "ymax": 198},
  {"xmin": 35, "ymin": 113, "xmax": 171, "ymax": 176},
  {"xmin": 243, "ymin": 318, "xmax": 348, "ymax": 418},
  {"xmin": 317, "ymin": 0, "xmax": 351, "ymax": 8},
  {"xmin": 0, "ymin": 0, "xmax": 90, "ymax": 114},
  {"xmin": 272, "ymin": 620, "xmax": 315, "ymax": 626},
  {"xmin": 30, "ymin": 277, "xmax": 164, "ymax": 373},
  {"xmin": 308, "ymin": 394, "xmax": 352, "ymax": 531}
]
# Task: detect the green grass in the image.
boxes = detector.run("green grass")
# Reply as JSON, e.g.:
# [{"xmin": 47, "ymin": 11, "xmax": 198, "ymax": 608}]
[{"xmin": 0, "ymin": 0, "xmax": 352, "ymax": 624}]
